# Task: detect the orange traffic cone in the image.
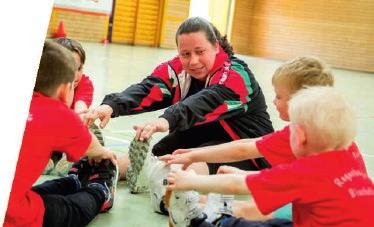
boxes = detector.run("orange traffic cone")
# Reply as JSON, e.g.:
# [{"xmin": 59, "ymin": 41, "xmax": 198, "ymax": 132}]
[{"xmin": 53, "ymin": 21, "xmax": 67, "ymax": 38}]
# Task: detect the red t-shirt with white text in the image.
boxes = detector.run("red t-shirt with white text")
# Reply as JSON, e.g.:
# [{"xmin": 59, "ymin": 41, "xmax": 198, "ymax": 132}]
[
  {"xmin": 4, "ymin": 92, "xmax": 91, "ymax": 227},
  {"xmin": 249, "ymin": 126, "xmax": 374, "ymax": 226}
]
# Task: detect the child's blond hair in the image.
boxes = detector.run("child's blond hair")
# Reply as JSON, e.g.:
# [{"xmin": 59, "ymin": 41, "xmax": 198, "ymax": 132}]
[
  {"xmin": 272, "ymin": 56, "xmax": 334, "ymax": 95},
  {"xmin": 289, "ymin": 86, "xmax": 356, "ymax": 150}
]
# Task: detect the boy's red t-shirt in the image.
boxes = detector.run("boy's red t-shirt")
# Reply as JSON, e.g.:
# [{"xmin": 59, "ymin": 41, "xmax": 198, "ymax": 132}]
[
  {"xmin": 249, "ymin": 126, "xmax": 374, "ymax": 227},
  {"xmin": 73, "ymin": 74, "xmax": 94, "ymax": 108},
  {"xmin": 255, "ymin": 125, "xmax": 296, "ymax": 166},
  {"xmin": 4, "ymin": 92, "xmax": 91, "ymax": 227}
]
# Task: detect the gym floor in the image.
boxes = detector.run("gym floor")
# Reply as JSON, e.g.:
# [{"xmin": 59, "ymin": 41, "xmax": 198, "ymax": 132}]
[{"xmin": 39, "ymin": 42, "xmax": 374, "ymax": 226}]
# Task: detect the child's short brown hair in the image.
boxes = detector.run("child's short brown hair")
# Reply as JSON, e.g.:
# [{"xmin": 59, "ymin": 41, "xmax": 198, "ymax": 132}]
[
  {"xmin": 34, "ymin": 40, "xmax": 77, "ymax": 96},
  {"xmin": 54, "ymin": 38, "xmax": 86, "ymax": 66},
  {"xmin": 272, "ymin": 56, "xmax": 334, "ymax": 94}
]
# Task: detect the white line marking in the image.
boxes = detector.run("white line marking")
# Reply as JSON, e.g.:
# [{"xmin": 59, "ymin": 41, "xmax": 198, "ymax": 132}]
[
  {"xmin": 362, "ymin": 153, "xmax": 374, "ymax": 158},
  {"xmin": 104, "ymin": 136, "xmax": 130, "ymax": 145}
]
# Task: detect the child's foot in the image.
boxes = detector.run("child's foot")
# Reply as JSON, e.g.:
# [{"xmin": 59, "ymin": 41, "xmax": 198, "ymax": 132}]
[
  {"xmin": 90, "ymin": 123, "xmax": 105, "ymax": 146},
  {"xmin": 52, "ymin": 154, "xmax": 73, "ymax": 177},
  {"xmin": 168, "ymin": 190, "xmax": 204, "ymax": 227},
  {"xmin": 148, "ymin": 154, "xmax": 171, "ymax": 214},
  {"xmin": 42, "ymin": 159, "xmax": 55, "ymax": 175},
  {"xmin": 68, "ymin": 156, "xmax": 91, "ymax": 187},
  {"xmin": 87, "ymin": 159, "xmax": 119, "ymax": 212},
  {"xmin": 126, "ymin": 139, "xmax": 150, "ymax": 193},
  {"xmin": 203, "ymin": 193, "xmax": 234, "ymax": 223}
]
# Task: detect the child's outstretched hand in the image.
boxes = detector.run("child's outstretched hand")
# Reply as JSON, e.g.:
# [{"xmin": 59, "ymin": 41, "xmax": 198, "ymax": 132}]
[
  {"xmin": 217, "ymin": 165, "xmax": 258, "ymax": 175},
  {"xmin": 159, "ymin": 149, "xmax": 193, "ymax": 170},
  {"xmin": 167, "ymin": 169, "xmax": 197, "ymax": 191}
]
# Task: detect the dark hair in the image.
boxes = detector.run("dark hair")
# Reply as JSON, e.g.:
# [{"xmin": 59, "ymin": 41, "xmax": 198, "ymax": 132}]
[
  {"xmin": 34, "ymin": 40, "xmax": 77, "ymax": 96},
  {"xmin": 175, "ymin": 17, "xmax": 234, "ymax": 57},
  {"xmin": 54, "ymin": 37, "xmax": 86, "ymax": 65}
]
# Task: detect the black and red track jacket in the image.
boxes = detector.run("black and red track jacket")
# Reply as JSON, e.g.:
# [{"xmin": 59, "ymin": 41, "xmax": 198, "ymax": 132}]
[{"xmin": 102, "ymin": 47, "xmax": 273, "ymax": 140}]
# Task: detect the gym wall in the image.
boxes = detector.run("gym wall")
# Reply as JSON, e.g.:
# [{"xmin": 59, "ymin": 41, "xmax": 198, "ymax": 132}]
[{"xmin": 231, "ymin": 0, "xmax": 374, "ymax": 72}]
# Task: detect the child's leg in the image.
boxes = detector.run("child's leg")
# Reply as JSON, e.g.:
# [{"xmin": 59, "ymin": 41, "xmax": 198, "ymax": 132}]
[
  {"xmin": 152, "ymin": 121, "xmax": 232, "ymax": 156},
  {"xmin": 233, "ymin": 200, "xmax": 272, "ymax": 221},
  {"xmin": 32, "ymin": 175, "xmax": 81, "ymax": 196},
  {"xmin": 191, "ymin": 216, "xmax": 292, "ymax": 227},
  {"xmin": 40, "ymin": 187, "xmax": 105, "ymax": 227},
  {"xmin": 233, "ymin": 201, "xmax": 292, "ymax": 221}
]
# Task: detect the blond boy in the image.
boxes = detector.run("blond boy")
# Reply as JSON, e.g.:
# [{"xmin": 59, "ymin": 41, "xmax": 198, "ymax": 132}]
[{"xmin": 166, "ymin": 87, "xmax": 374, "ymax": 227}]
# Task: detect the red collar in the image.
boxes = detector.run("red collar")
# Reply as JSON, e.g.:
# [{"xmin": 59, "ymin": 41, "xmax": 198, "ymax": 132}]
[{"xmin": 209, "ymin": 45, "xmax": 228, "ymax": 75}]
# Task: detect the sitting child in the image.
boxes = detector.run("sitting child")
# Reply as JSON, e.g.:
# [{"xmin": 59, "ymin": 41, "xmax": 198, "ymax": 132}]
[
  {"xmin": 166, "ymin": 86, "xmax": 374, "ymax": 227},
  {"xmin": 43, "ymin": 37, "xmax": 105, "ymax": 176},
  {"xmin": 4, "ymin": 40, "xmax": 118, "ymax": 227}
]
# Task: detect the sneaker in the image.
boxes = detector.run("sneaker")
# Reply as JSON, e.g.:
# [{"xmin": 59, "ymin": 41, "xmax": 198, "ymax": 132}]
[
  {"xmin": 148, "ymin": 154, "xmax": 171, "ymax": 214},
  {"xmin": 203, "ymin": 193, "xmax": 234, "ymax": 223},
  {"xmin": 68, "ymin": 156, "xmax": 91, "ymax": 187},
  {"xmin": 52, "ymin": 154, "xmax": 73, "ymax": 177},
  {"xmin": 90, "ymin": 123, "xmax": 105, "ymax": 146},
  {"xmin": 126, "ymin": 138, "xmax": 150, "ymax": 193},
  {"xmin": 168, "ymin": 190, "xmax": 204, "ymax": 227},
  {"xmin": 42, "ymin": 159, "xmax": 55, "ymax": 175},
  {"xmin": 87, "ymin": 159, "xmax": 119, "ymax": 212}
]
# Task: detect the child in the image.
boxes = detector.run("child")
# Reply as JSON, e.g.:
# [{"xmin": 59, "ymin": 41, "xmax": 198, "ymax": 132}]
[
  {"xmin": 166, "ymin": 86, "xmax": 374, "ymax": 227},
  {"xmin": 43, "ymin": 37, "xmax": 105, "ymax": 176},
  {"xmin": 161, "ymin": 56, "xmax": 334, "ymax": 220},
  {"xmin": 4, "ymin": 40, "xmax": 118, "ymax": 227}
]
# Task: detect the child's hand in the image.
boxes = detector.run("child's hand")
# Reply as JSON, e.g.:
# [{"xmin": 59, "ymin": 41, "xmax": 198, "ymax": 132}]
[
  {"xmin": 133, "ymin": 118, "xmax": 169, "ymax": 141},
  {"xmin": 159, "ymin": 150, "xmax": 193, "ymax": 170},
  {"xmin": 217, "ymin": 165, "xmax": 244, "ymax": 175},
  {"xmin": 85, "ymin": 105, "xmax": 113, "ymax": 128},
  {"xmin": 88, "ymin": 150, "xmax": 117, "ymax": 166},
  {"xmin": 167, "ymin": 169, "xmax": 197, "ymax": 191}
]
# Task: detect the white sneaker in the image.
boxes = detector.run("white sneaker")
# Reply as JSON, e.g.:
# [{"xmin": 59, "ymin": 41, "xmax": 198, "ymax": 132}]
[
  {"xmin": 169, "ymin": 190, "xmax": 203, "ymax": 227},
  {"xmin": 203, "ymin": 193, "xmax": 234, "ymax": 223},
  {"xmin": 147, "ymin": 154, "xmax": 171, "ymax": 214}
]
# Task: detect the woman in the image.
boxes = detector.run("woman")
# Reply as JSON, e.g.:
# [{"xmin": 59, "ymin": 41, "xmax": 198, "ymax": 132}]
[{"xmin": 87, "ymin": 17, "xmax": 273, "ymax": 176}]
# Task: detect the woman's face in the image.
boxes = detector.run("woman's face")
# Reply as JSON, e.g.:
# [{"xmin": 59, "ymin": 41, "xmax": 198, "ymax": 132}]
[{"xmin": 177, "ymin": 31, "xmax": 218, "ymax": 81}]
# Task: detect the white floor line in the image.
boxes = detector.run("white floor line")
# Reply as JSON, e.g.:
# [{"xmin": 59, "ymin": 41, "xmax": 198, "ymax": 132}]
[
  {"xmin": 104, "ymin": 136, "xmax": 131, "ymax": 145},
  {"xmin": 106, "ymin": 129, "xmax": 135, "ymax": 134},
  {"xmin": 361, "ymin": 153, "xmax": 374, "ymax": 158}
]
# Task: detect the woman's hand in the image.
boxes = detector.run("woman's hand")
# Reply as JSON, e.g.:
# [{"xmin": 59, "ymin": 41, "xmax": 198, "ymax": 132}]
[
  {"xmin": 133, "ymin": 118, "xmax": 169, "ymax": 141},
  {"xmin": 84, "ymin": 104, "xmax": 113, "ymax": 128}
]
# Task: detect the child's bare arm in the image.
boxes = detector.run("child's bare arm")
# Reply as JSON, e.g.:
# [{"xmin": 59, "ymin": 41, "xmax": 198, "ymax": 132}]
[
  {"xmin": 74, "ymin": 100, "xmax": 88, "ymax": 113},
  {"xmin": 217, "ymin": 165, "xmax": 259, "ymax": 175},
  {"xmin": 85, "ymin": 133, "xmax": 117, "ymax": 165},
  {"xmin": 167, "ymin": 170, "xmax": 250, "ymax": 195},
  {"xmin": 160, "ymin": 138, "xmax": 263, "ymax": 170}
]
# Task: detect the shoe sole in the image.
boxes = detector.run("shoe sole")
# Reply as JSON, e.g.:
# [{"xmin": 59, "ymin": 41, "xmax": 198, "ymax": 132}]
[{"xmin": 126, "ymin": 139, "xmax": 150, "ymax": 193}]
